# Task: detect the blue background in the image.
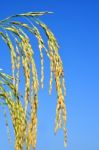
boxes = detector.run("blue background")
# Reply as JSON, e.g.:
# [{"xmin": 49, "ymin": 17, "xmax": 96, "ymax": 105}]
[{"xmin": 0, "ymin": 0, "xmax": 99, "ymax": 150}]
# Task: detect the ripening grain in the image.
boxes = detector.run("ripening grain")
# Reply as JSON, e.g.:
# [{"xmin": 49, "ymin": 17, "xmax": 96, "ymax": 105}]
[{"xmin": 0, "ymin": 11, "xmax": 67, "ymax": 150}]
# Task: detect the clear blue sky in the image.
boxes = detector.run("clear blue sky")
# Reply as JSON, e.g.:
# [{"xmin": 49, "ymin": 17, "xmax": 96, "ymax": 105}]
[{"xmin": 0, "ymin": 0, "xmax": 99, "ymax": 150}]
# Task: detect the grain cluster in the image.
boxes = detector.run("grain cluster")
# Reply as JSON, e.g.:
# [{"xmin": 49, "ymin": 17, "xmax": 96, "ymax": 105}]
[{"xmin": 0, "ymin": 11, "xmax": 67, "ymax": 149}]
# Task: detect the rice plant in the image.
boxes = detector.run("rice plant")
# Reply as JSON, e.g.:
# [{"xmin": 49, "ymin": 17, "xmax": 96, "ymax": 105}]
[{"xmin": 0, "ymin": 11, "xmax": 67, "ymax": 150}]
